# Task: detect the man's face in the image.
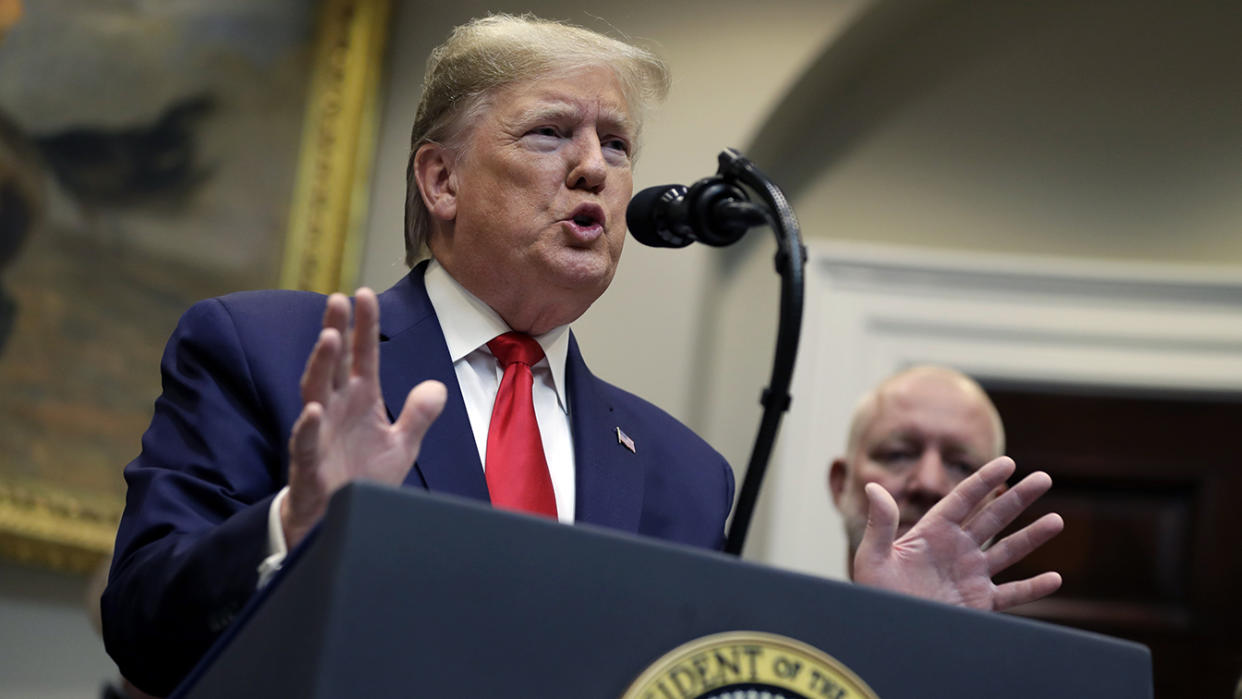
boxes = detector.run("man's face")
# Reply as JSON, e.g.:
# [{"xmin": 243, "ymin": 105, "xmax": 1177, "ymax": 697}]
[
  {"xmin": 427, "ymin": 65, "xmax": 634, "ymax": 334},
  {"xmin": 830, "ymin": 371, "xmax": 1000, "ymax": 558}
]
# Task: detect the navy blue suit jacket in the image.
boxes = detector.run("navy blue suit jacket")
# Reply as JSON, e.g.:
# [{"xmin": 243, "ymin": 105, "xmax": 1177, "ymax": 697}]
[{"xmin": 102, "ymin": 263, "xmax": 734, "ymax": 695}]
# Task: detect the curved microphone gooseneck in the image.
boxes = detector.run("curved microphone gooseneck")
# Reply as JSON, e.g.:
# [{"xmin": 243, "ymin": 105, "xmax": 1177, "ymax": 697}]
[{"xmin": 626, "ymin": 148, "xmax": 806, "ymax": 557}]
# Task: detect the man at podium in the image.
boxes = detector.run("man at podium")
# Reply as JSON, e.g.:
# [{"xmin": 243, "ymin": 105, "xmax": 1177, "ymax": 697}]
[{"xmin": 102, "ymin": 14, "xmax": 1064, "ymax": 697}]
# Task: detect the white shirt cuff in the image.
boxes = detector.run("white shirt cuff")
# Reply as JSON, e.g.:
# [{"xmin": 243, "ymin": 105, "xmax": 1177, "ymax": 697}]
[{"xmin": 257, "ymin": 486, "xmax": 290, "ymax": 589}]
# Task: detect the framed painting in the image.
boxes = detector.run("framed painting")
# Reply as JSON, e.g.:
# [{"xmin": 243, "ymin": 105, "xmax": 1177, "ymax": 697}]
[{"xmin": 0, "ymin": 0, "xmax": 390, "ymax": 574}]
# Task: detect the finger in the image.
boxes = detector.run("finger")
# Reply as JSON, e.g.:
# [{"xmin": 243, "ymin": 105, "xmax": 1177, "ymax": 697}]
[
  {"xmin": 855, "ymin": 483, "xmax": 900, "ymax": 565},
  {"xmin": 322, "ymin": 293, "xmax": 351, "ymax": 390},
  {"xmin": 300, "ymin": 328, "xmax": 342, "ymax": 406},
  {"xmin": 987, "ymin": 512, "xmax": 1064, "ymax": 575},
  {"xmin": 321, "ymin": 291, "xmax": 350, "ymax": 336},
  {"xmin": 926, "ymin": 456, "xmax": 1015, "ymax": 525},
  {"xmin": 993, "ymin": 571, "xmax": 1063, "ymax": 611},
  {"xmin": 351, "ymin": 288, "xmax": 380, "ymax": 381},
  {"xmin": 284, "ymin": 402, "xmax": 324, "ymax": 550},
  {"xmin": 393, "ymin": 380, "xmax": 447, "ymax": 449},
  {"xmin": 287, "ymin": 401, "xmax": 323, "ymax": 490},
  {"xmin": 964, "ymin": 470, "xmax": 1054, "ymax": 545}
]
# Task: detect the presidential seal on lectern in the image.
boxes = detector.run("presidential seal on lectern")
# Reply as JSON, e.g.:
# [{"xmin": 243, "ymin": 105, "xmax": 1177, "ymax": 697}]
[{"xmin": 621, "ymin": 631, "xmax": 880, "ymax": 699}]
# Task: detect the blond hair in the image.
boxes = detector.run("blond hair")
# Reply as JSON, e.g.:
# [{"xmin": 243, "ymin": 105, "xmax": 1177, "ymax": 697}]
[{"xmin": 403, "ymin": 13, "xmax": 670, "ymax": 264}]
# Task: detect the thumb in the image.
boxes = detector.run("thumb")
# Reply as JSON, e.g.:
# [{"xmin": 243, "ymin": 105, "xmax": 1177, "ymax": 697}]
[
  {"xmin": 394, "ymin": 380, "xmax": 447, "ymax": 445},
  {"xmin": 857, "ymin": 483, "xmax": 900, "ymax": 564}
]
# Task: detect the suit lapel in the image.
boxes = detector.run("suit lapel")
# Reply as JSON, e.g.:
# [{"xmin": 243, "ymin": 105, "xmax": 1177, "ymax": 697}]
[
  {"xmin": 374, "ymin": 270, "xmax": 644, "ymax": 525},
  {"xmin": 377, "ymin": 264, "xmax": 489, "ymax": 503},
  {"xmin": 566, "ymin": 334, "xmax": 644, "ymax": 532}
]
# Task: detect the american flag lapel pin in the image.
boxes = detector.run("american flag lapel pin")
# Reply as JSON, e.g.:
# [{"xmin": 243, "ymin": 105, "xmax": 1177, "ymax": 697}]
[{"xmin": 616, "ymin": 427, "xmax": 636, "ymax": 454}]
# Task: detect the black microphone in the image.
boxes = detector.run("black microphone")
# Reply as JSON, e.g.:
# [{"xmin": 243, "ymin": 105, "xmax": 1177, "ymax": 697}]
[{"xmin": 626, "ymin": 178, "xmax": 767, "ymax": 248}]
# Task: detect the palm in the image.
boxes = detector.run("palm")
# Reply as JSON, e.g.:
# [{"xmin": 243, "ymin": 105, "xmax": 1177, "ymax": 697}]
[
  {"xmin": 283, "ymin": 289, "xmax": 446, "ymax": 548},
  {"xmin": 313, "ymin": 377, "xmax": 416, "ymax": 487},
  {"xmin": 853, "ymin": 457, "xmax": 1064, "ymax": 611}
]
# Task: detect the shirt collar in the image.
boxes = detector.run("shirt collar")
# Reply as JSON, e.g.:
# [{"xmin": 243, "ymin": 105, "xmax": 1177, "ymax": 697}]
[{"xmin": 423, "ymin": 259, "xmax": 571, "ymax": 414}]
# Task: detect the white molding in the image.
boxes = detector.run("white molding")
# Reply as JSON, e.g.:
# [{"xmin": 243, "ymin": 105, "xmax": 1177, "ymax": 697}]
[{"xmin": 746, "ymin": 241, "xmax": 1242, "ymax": 581}]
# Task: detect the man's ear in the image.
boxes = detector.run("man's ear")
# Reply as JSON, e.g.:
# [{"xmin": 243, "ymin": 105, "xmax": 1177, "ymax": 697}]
[
  {"xmin": 828, "ymin": 458, "xmax": 848, "ymax": 506},
  {"xmin": 413, "ymin": 142, "xmax": 458, "ymax": 223}
]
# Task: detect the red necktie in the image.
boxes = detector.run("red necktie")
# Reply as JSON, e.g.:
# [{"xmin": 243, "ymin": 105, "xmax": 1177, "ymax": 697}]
[{"xmin": 485, "ymin": 332, "xmax": 557, "ymax": 518}]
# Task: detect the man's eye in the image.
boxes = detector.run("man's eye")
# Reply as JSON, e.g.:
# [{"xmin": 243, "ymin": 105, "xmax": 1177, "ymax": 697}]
[
  {"xmin": 875, "ymin": 449, "xmax": 916, "ymax": 464},
  {"xmin": 948, "ymin": 459, "xmax": 978, "ymax": 475},
  {"xmin": 603, "ymin": 137, "xmax": 630, "ymax": 154},
  {"xmin": 528, "ymin": 126, "xmax": 560, "ymax": 138}
]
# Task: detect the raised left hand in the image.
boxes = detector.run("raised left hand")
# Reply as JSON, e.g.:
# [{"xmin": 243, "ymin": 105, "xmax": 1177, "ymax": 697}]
[{"xmin": 852, "ymin": 456, "xmax": 1064, "ymax": 611}]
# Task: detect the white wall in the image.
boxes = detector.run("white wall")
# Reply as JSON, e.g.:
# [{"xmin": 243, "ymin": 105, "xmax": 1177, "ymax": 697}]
[
  {"xmin": 790, "ymin": 0, "xmax": 1242, "ymax": 264},
  {"xmin": 0, "ymin": 560, "xmax": 119, "ymax": 699}
]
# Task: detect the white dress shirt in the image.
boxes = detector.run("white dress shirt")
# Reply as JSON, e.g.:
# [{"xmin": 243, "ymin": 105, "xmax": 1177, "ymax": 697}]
[
  {"xmin": 259, "ymin": 260, "xmax": 576, "ymax": 586},
  {"xmin": 422, "ymin": 259, "xmax": 576, "ymax": 521}
]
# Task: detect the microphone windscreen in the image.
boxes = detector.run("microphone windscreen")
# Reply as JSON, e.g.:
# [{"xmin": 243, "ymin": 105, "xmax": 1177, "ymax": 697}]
[{"xmin": 626, "ymin": 184, "xmax": 690, "ymax": 248}]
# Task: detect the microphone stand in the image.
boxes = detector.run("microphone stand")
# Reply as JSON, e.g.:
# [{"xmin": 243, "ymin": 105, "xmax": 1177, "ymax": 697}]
[{"xmin": 704, "ymin": 149, "xmax": 807, "ymax": 557}]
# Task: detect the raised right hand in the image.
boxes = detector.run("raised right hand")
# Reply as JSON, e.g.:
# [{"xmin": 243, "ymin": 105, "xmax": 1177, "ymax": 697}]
[{"xmin": 281, "ymin": 287, "xmax": 446, "ymax": 548}]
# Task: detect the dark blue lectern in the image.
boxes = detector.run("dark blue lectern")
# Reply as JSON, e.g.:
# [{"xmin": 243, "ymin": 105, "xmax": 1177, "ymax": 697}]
[{"xmin": 172, "ymin": 482, "xmax": 1151, "ymax": 698}]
